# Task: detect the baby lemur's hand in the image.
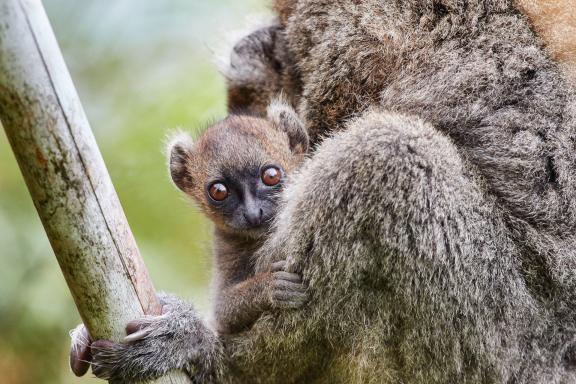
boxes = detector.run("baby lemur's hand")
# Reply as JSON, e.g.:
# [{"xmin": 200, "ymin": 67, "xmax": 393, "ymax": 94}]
[
  {"xmin": 267, "ymin": 260, "xmax": 308, "ymax": 309},
  {"xmin": 212, "ymin": 261, "xmax": 308, "ymax": 334}
]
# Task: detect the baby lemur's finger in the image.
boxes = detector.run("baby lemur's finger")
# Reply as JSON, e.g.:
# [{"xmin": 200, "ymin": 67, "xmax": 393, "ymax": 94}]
[
  {"xmin": 272, "ymin": 271, "xmax": 302, "ymax": 283},
  {"xmin": 270, "ymin": 260, "xmax": 287, "ymax": 272}
]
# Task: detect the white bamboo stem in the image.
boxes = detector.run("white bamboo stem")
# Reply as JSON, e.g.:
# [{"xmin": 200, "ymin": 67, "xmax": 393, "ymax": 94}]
[{"xmin": 0, "ymin": 0, "xmax": 191, "ymax": 382}]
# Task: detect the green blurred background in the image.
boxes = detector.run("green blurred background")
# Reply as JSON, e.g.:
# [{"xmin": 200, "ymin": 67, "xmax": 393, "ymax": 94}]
[{"xmin": 0, "ymin": 0, "xmax": 267, "ymax": 382}]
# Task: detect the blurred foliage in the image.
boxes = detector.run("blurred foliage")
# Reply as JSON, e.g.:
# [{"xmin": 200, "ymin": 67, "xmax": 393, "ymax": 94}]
[{"xmin": 0, "ymin": 0, "xmax": 268, "ymax": 382}]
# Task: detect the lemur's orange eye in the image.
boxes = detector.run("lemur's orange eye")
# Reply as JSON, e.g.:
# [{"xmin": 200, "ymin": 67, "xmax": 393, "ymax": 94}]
[
  {"xmin": 208, "ymin": 183, "xmax": 228, "ymax": 201},
  {"xmin": 262, "ymin": 166, "xmax": 282, "ymax": 186}
]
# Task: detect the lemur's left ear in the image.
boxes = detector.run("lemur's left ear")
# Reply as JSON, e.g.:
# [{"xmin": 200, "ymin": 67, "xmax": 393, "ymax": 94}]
[
  {"xmin": 267, "ymin": 97, "xmax": 308, "ymax": 155},
  {"xmin": 166, "ymin": 130, "xmax": 195, "ymax": 192}
]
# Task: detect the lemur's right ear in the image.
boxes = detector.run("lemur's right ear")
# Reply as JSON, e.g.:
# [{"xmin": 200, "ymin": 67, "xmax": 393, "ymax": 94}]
[
  {"xmin": 166, "ymin": 131, "xmax": 195, "ymax": 192},
  {"xmin": 267, "ymin": 97, "xmax": 309, "ymax": 155}
]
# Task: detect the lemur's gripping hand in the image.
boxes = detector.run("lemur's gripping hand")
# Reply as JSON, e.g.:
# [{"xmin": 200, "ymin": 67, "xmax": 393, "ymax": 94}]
[
  {"xmin": 267, "ymin": 260, "xmax": 308, "ymax": 309},
  {"xmin": 69, "ymin": 293, "xmax": 220, "ymax": 383}
]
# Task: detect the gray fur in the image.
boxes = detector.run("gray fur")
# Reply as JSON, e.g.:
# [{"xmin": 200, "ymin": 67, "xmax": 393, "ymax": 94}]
[
  {"xmin": 71, "ymin": 0, "xmax": 576, "ymax": 382},
  {"xmin": 266, "ymin": 96, "xmax": 309, "ymax": 154},
  {"xmin": 225, "ymin": 24, "xmax": 301, "ymax": 115},
  {"xmin": 89, "ymin": 293, "xmax": 222, "ymax": 382}
]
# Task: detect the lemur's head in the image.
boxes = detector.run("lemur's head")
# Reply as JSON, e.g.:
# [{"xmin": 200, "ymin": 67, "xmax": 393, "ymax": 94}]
[{"xmin": 168, "ymin": 101, "xmax": 308, "ymax": 238}]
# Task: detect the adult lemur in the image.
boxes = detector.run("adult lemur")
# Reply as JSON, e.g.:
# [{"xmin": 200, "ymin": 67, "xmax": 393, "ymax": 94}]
[{"xmin": 71, "ymin": 0, "xmax": 576, "ymax": 382}]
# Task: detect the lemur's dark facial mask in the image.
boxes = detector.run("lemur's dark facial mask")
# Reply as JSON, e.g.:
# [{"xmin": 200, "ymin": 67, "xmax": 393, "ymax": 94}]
[{"xmin": 205, "ymin": 163, "xmax": 285, "ymax": 231}]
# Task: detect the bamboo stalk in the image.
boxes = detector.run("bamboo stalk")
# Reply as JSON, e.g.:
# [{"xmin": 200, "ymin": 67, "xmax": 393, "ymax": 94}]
[{"xmin": 0, "ymin": 0, "xmax": 191, "ymax": 382}]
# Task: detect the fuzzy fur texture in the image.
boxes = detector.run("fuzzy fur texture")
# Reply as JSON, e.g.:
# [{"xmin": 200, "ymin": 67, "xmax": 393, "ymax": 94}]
[
  {"xmin": 73, "ymin": 0, "xmax": 576, "ymax": 382},
  {"xmin": 225, "ymin": 24, "xmax": 301, "ymax": 116},
  {"xmin": 167, "ymin": 106, "xmax": 308, "ymax": 335},
  {"xmin": 517, "ymin": 0, "xmax": 576, "ymax": 83},
  {"xmin": 89, "ymin": 293, "xmax": 221, "ymax": 382}
]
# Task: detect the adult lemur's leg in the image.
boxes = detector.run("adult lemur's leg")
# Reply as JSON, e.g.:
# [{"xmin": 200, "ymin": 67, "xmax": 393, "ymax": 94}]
[{"xmin": 77, "ymin": 111, "xmax": 538, "ymax": 382}]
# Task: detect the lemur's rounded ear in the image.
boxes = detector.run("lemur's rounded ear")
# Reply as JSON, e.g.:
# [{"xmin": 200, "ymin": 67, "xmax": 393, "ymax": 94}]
[
  {"xmin": 267, "ymin": 97, "xmax": 308, "ymax": 155},
  {"xmin": 166, "ymin": 131, "xmax": 195, "ymax": 192}
]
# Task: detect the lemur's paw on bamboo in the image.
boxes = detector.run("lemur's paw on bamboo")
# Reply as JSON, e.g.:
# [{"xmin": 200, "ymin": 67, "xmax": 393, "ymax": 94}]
[{"xmin": 70, "ymin": 293, "xmax": 220, "ymax": 382}]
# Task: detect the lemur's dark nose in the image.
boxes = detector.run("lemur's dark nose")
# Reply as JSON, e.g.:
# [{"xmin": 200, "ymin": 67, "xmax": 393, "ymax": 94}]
[{"xmin": 244, "ymin": 208, "xmax": 263, "ymax": 227}]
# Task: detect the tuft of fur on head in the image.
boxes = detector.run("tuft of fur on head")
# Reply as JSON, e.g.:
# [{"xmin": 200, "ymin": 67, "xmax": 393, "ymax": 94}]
[{"xmin": 165, "ymin": 129, "xmax": 194, "ymax": 156}]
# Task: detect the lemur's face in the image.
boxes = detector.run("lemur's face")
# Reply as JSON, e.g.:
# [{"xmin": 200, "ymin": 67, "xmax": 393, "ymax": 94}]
[
  {"xmin": 171, "ymin": 114, "xmax": 306, "ymax": 239},
  {"xmin": 204, "ymin": 160, "xmax": 285, "ymax": 235}
]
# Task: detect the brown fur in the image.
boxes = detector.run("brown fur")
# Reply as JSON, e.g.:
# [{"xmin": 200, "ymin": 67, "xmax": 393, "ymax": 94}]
[
  {"xmin": 517, "ymin": 0, "xmax": 576, "ymax": 83},
  {"xmin": 168, "ymin": 105, "xmax": 308, "ymax": 334},
  {"xmin": 175, "ymin": 115, "xmax": 303, "ymax": 231},
  {"xmin": 273, "ymin": 0, "xmax": 294, "ymax": 25}
]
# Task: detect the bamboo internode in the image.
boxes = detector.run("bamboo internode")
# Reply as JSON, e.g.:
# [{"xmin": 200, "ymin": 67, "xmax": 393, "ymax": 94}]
[{"xmin": 0, "ymin": 0, "xmax": 192, "ymax": 382}]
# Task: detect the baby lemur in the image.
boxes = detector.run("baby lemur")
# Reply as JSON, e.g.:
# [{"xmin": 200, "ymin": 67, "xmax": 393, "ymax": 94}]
[{"xmin": 168, "ymin": 100, "xmax": 308, "ymax": 334}]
